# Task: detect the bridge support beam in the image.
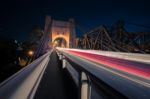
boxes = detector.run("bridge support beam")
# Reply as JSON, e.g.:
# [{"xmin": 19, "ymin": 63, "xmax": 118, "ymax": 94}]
[
  {"xmin": 80, "ymin": 72, "xmax": 91, "ymax": 99},
  {"xmin": 62, "ymin": 56, "xmax": 66, "ymax": 69},
  {"xmin": 58, "ymin": 53, "xmax": 63, "ymax": 60}
]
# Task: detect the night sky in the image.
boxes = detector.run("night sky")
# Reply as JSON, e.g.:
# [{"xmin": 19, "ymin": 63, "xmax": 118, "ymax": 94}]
[{"xmin": 0, "ymin": 0, "xmax": 150, "ymax": 41}]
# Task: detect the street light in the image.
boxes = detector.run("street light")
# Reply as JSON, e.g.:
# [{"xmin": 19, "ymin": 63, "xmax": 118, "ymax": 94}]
[
  {"xmin": 26, "ymin": 50, "xmax": 34, "ymax": 65},
  {"xmin": 28, "ymin": 50, "xmax": 34, "ymax": 56}
]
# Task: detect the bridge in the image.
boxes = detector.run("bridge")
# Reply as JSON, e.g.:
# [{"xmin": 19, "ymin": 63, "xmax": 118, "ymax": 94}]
[{"xmin": 0, "ymin": 16, "xmax": 150, "ymax": 99}]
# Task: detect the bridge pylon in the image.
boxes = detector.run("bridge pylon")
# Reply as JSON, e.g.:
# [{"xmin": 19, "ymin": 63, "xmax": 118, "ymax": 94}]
[{"xmin": 44, "ymin": 16, "xmax": 76, "ymax": 48}]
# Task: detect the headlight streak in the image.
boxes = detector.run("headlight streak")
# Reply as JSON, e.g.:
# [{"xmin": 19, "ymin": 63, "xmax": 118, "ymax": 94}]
[
  {"xmin": 58, "ymin": 48, "xmax": 150, "ymax": 89},
  {"xmin": 64, "ymin": 50, "xmax": 150, "ymax": 80}
]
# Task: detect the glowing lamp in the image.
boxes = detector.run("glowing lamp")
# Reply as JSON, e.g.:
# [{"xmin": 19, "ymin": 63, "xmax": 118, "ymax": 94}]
[{"xmin": 28, "ymin": 50, "xmax": 34, "ymax": 56}]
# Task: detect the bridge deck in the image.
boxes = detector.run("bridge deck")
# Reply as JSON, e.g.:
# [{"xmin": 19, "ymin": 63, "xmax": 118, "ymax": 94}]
[{"xmin": 34, "ymin": 51, "xmax": 78, "ymax": 99}]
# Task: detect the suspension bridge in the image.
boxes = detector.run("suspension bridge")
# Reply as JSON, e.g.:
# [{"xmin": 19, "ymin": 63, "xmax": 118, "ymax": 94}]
[{"xmin": 0, "ymin": 16, "xmax": 150, "ymax": 99}]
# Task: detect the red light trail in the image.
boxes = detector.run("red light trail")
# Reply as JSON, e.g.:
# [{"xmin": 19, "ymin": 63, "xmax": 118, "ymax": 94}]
[{"xmin": 65, "ymin": 50, "xmax": 150, "ymax": 80}]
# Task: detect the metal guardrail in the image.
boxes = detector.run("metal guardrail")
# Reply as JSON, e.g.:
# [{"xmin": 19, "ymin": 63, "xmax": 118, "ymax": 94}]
[
  {"xmin": 57, "ymin": 50, "xmax": 126, "ymax": 99},
  {"xmin": 0, "ymin": 50, "xmax": 52, "ymax": 99},
  {"xmin": 58, "ymin": 52, "xmax": 91, "ymax": 99},
  {"xmin": 56, "ymin": 48, "xmax": 150, "ymax": 99}
]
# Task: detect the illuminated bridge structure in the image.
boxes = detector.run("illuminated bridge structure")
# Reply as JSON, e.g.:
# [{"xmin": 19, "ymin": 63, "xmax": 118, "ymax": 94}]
[{"xmin": 0, "ymin": 17, "xmax": 150, "ymax": 99}]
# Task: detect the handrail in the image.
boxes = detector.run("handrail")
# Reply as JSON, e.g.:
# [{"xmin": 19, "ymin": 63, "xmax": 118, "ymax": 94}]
[{"xmin": 0, "ymin": 50, "xmax": 52, "ymax": 99}]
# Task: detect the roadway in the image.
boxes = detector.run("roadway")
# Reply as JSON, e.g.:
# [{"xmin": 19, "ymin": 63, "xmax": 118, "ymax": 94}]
[
  {"xmin": 57, "ymin": 48, "xmax": 150, "ymax": 99},
  {"xmin": 34, "ymin": 51, "xmax": 78, "ymax": 99}
]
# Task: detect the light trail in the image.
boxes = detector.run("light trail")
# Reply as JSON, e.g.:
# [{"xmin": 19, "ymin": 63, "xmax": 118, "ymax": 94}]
[
  {"xmin": 60, "ymin": 48, "xmax": 150, "ymax": 64},
  {"xmin": 63, "ymin": 50, "xmax": 150, "ymax": 80},
  {"xmin": 92, "ymin": 62, "xmax": 150, "ymax": 88}
]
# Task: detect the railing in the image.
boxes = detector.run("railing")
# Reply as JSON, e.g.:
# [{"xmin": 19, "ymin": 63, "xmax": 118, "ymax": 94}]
[
  {"xmin": 57, "ymin": 50, "xmax": 126, "ymax": 99},
  {"xmin": 56, "ymin": 48, "xmax": 150, "ymax": 99},
  {"xmin": 0, "ymin": 50, "xmax": 52, "ymax": 99}
]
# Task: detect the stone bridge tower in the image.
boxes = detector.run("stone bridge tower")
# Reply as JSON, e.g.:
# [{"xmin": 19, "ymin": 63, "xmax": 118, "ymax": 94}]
[{"xmin": 44, "ymin": 16, "xmax": 76, "ymax": 48}]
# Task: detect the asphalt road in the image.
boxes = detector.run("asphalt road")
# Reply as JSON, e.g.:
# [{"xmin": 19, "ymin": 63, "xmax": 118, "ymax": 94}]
[{"xmin": 34, "ymin": 51, "xmax": 78, "ymax": 99}]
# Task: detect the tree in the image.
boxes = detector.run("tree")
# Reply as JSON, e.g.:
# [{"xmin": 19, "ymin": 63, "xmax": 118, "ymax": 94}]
[
  {"xmin": 0, "ymin": 38, "xmax": 22, "ymax": 82},
  {"xmin": 27, "ymin": 25, "xmax": 44, "ymax": 51}
]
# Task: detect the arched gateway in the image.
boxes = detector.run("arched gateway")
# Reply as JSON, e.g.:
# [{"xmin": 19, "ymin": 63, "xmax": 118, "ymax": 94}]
[{"xmin": 44, "ymin": 16, "xmax": 76, "ymax": 48}]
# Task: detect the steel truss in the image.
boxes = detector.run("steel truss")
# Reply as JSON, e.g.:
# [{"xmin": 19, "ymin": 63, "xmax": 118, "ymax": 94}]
[{"xmin": 76, "ymin": 25, "xmax": 150, "ymax": 53}]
